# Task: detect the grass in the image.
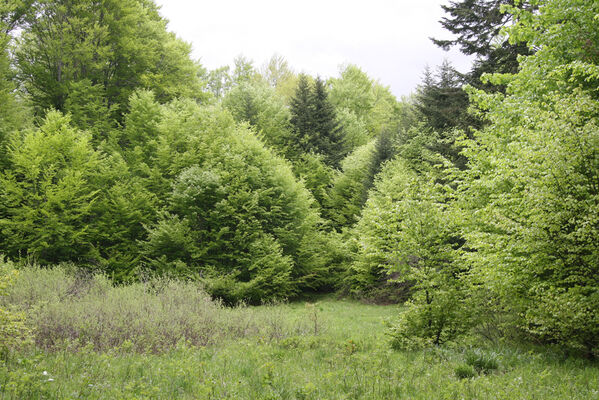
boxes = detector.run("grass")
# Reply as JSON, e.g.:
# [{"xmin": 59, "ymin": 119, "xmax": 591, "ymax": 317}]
[{"xmin": 1, "ymin": 267, "xmax": 598, "ymax": 399}]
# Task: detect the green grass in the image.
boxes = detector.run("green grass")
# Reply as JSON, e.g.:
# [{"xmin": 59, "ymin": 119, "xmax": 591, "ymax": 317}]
[
  {"xmin": 1, "ymin": 267, "xmax": 598, "ymax": 399},
  {"xmin": 2, "ymin": 298, "xmax": 599, "ymax": 399}
]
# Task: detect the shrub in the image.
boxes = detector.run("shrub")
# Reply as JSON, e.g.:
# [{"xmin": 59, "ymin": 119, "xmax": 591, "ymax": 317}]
[
  {"xmin": 1, "ymin": 266, "xmax": 317, "ymax": 353},
  {"xmin": 388, "ymin": 286, "xmax": 467, "ymax": 350}
]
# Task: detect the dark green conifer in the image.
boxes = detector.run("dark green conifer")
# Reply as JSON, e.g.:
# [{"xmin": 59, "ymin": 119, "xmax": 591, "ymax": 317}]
[{"xmin": 289, "ymin": 75, "xmax": 345, "ymax": 167}]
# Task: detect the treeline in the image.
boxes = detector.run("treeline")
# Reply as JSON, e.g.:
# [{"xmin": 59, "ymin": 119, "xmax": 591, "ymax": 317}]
[
  {"xmin": 0, "ymin": 0, "xmax": 404, "ymax": 304},
  {"xmin": 0, "ymin": 0, "xmax": 597, "ymax": 358}
]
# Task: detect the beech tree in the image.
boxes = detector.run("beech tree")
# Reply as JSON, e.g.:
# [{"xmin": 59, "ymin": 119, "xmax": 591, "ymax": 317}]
[
  {"xmin": 459, "ymin": 0, "xmax": 599, "ymax": 357},
  {"xmin": 0, "ymin": 112, "xmax": 101, "ymax": 264},
  {"xmin": 14, "ymin": 0, "xmax": 206, "ymax": 132}
]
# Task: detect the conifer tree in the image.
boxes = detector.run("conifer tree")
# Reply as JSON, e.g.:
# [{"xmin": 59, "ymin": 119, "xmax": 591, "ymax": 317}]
[
  {"xmin": 289, "ymin": 75, "xmax": 345, "ymax": 167},
  {"xmin": 312, "ymin": 77, "xmax": 345, "ymax": 167},
  {"xmin": 432, "ymin": 0, "xmax": 531, "ymax": 89},
  {"xmin": 414, "ymin": 61, "xmax": 471, "ymax": 133},
  {"xmin": 289, "ymin": 74, "xmax": 314, "ymax": 154}
]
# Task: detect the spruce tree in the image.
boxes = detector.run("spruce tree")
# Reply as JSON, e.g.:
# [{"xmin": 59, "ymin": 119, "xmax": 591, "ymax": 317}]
[
  {"xmin": 432, "ymin": 0, "xmax": 531, "ymax": 90},
  {"xmin": 289, "ymin": 74, "xmax": 314, "ymax": 155},
  {"xmin": 312, "ymin": 77, "xmax": 345, "ymax": 167},
  {"xmin": 289, "ymin": 75, "xmax": 345, "ymax": 167},
  {"xmin": 414, "ymin": 61, "xmax": 471, "ymax": 132}
]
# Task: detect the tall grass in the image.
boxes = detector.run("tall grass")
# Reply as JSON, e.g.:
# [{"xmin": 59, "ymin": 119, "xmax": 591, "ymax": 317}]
[
  {"xmin": 2, "ymin": 266, "xmax": 313, "ymax": 353},
  {"xmin": 1, "ymin": 265, "xmax": 597, "ymax": 399}
]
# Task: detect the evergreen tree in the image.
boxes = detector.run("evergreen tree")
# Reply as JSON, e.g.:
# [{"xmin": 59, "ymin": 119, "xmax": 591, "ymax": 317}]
[
  {"xmin": 412, "ymin": 61, "xmax": 473, "ymax": 170},
  {"xmin": 414, "ymin": 61, "xmax": 471, "ymax": 132},
  {"xmin": 432, "ymin": 0, "xmax": 531, "ymax": 90},
  {"xmin": 312, "ymin": 77, "xmax": 345, "ymax": 167},
  {"xmin": 289, "ymin": 74, "xmax": 314, "ymax": 155},
  {"xmin": 289, "ymin": 75, "xmax": 345, "ymax": 167}
]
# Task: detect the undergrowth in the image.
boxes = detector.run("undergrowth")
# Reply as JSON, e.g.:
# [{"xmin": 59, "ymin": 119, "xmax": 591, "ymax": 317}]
[{"xmin": 0, "ymin": 266, "xmax": 597, "ymax": 399}]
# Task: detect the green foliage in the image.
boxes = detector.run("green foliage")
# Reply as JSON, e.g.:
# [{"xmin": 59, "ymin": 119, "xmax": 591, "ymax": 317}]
[
  {"xmin": 259, "ymin": 53, "xmax": 298, "ymax": 102},
  {"xmin": 458, "ymin": 0, "xmax": 599, "ymax": 357},
  {"xmin": 90, "ymin": 170, "xmax": 158, "ymax": 281},
  {"xmin": 414, "ymin": 61, "xmax": 477, "ymax": 136},
  {"xmin": 63, "ymin": 79, "xmax": 117, "ymax": 142},
  {"xmin": 14, "ymin": 0, "xmax": 207, "ymax": 126},
  {"xmin": 346, "ymin": 158, "xmax": 412, "ymax": 301},
  {"xmin": 325, "ymin": 141, "xmax": 377, "ymax": 229},
  {"xmin": 0, "ymin": 111, "xmax": 101, "ymax": 264},
  {"xmin": 131, "ymin": 101, "xmax": 323, "ymax": 302},
  {"xmin": 0, "ymin": 295, "xmax": 597, "ymax": 399},
  {"xmin": 329, "ymin": 64, "xmax": 401, "ymax": 142},
  {"xmin": 0, "ymin": 33, "xmax": 28, "ymax": 170},
  {"xmin": 335, "ymin": 107, "xmax": 370, "ymax": 151},
  {"xmin": 289, "ymin": 75, "xmax": 346, "ymax": 167},
  {"xmin": 0, "ymin": 265, "xmax": 315, "ymax": 352},
  {"xmin": 0, "ymin": 258, "xmax": 31, "ymax": 356},
  {"xmin": 464, "ymin": 349, "xmax": 500, "ymax": 374},
  {"xmin": 222, "ymin": 80, "xmax": 293, "ymax": 154},
  {"xmin": 206, "ymin": 65, "xmax": 232, "ymax": 98},
  {"xmin": 326, "ymin": 128, "xmax": 399, "ymax": 231},
  {"xmin": 292, "ymin": 152, "xmax": 336, "ymax": 209},
  {"xmin": 454, "ymin": 364, "xmax": 477, "ymax": 379},
  {"xmin": 388, "ymin": 285, "xmax": 466, "ymax": 350},
  {"xmin": 432, "ymin": 0, "xmax": 531, "ymax": 90}
]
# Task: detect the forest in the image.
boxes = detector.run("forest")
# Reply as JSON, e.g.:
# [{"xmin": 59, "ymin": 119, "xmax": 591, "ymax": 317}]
[{"xmin": 0, "ymin": 0, "xmax": 598, "ymax": 398}]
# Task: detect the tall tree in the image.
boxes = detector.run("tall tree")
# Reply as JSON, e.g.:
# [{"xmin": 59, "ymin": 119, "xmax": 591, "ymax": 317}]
[
  {"xmin": 289, "ymin": 75, "xmax": 345, "ymax": 167},
  {"xmin": 432, "ymin": 0, "xmax": 531, "ymax": 89},
  {"xmin": 0, "ymin": 0, "xmax": 33, "ymax": 34},
  {"xmin": 459, "ymin": 0, "xmax": 599, "ymax": 357},
  {"xmin": 0, "ymin": 30, "xmax": 29, "ymax": 170},
  {"xmin": 312, "ymin": 77, "xmax": 345, "ymax": 167},
  {"xmin": 289, "ymin": 74, "xmax": 314, "ymax": 153},
  {"xmin": 414, "ymin": 62, "xmax": 471, "ymax": 132},
  {"xmin": 412, "ymin": 61, "xmax": 473, "ymax": 169},
  {"xmin": 328, "ymin": 64, "xmax": 401, "ymax": 142},
  {"xmin": 14, "ymin": 0, "xmax": 206, "ymax": 133}
]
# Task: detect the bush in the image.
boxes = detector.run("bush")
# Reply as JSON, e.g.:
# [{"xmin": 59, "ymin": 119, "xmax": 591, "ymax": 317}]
[
  {"xmin": 389, "ymin": 286, "xmax": 467, "ymax": 350},
  {"xmin": 1, "ymin": 266, "xmax": 317, "ymax": 353}
]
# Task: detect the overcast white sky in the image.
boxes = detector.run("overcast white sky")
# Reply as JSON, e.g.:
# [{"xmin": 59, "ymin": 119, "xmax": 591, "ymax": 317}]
[{"xmin": 154, "ymin": 0, "xmax": 474, "ymax": 98}]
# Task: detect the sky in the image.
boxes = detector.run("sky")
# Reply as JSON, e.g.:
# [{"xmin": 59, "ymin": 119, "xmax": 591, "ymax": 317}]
[{"xmin": 154, "ymin": 0, "xmax": 474, "ymax": 99}]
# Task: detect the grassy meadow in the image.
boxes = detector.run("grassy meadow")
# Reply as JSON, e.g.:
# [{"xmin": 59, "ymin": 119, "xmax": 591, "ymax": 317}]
[{"xmin": 0, "ymin": 267, "xmax": 597, "ymax": 399}]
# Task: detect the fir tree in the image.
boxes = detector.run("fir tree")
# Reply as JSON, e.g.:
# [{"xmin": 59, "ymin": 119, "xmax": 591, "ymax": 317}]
[{"xmin": 414, "ymin": 61, "xmax": 471, "ymax": 132}]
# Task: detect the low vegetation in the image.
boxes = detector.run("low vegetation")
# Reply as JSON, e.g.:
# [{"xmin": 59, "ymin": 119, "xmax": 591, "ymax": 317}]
[{"xmin": 1, "ymin": 267, "xmax": 598, "ymax": 399}]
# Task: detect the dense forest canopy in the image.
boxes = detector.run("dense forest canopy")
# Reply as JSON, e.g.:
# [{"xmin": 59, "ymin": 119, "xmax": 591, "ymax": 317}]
[{"xmin": 0, "ymin": 0, "xmax": 597, "ymax": 359}]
